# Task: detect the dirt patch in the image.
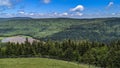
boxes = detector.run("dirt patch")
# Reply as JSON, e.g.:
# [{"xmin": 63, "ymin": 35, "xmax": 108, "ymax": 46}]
[{"xmin": 1, "ymin": 36, "xmax": 37, "ymax": 44}]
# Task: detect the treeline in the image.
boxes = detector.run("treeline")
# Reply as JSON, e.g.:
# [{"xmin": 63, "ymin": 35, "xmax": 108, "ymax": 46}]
[{"xmin": 0, "ymin": 39, "xmax": 120, "ymax": 68}]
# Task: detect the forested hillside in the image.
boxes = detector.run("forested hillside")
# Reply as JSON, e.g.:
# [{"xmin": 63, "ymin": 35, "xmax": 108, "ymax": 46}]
[
  {"xmin": 0, "ymin": 17, "xmax": 120, "ymax": 68},
  {"xmin": 0, "ymin": 39, "xmax": 120, "ymax": 68},
  {"xmin": 0, "ymin": 17, "xmax": 120, "ymax": 42}
]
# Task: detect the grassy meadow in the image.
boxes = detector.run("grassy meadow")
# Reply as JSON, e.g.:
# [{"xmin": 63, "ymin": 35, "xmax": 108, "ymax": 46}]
[{"xmin": 0, "ymin": 58, "xmax": 96, "ymax": 68}]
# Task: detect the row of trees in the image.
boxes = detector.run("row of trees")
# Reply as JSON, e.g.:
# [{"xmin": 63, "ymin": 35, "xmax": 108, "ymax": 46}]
[{"xmin": 0, "ymin": 39, "xmax": 120, "ymax": 68}]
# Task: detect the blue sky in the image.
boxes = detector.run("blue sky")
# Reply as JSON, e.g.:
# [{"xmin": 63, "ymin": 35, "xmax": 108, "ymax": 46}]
[{"xmin": 0, "ymin": 0, "xmax": 120, "ymax": 18}]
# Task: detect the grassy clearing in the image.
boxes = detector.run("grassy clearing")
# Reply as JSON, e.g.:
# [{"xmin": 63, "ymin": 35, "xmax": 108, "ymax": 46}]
[
  {"xmin": 0, "ymin": 58, "xmax": 96, "ymax": 68},
  {"xmin": 0, "ymin": 37, "xmax": 6, "ymax": 40}
]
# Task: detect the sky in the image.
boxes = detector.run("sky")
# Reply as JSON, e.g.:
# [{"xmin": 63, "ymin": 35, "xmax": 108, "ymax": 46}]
[{"xmin": 0, "ymin": 0, "xmax": 120, "ymax": 18}]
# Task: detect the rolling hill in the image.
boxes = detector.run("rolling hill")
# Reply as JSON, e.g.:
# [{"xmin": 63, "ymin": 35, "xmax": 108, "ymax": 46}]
[
  {"xmin": 0, "ymin": 17, "xmax": 120, "ymax": 42},
  {"xmin": 0, "ymin": 58, "xmax": 97, "ymax": 68}
]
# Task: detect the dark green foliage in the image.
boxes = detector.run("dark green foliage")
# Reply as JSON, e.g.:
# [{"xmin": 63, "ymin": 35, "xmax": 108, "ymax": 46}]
[
  {"xmin": 0, "ymin": 18, "xmax": 120, "ymax": 42},
  {"xmin": 42, "ymin": 18, "xmax": 120, "ymax": 42},
  {"xmin": 0, "ymin": 39, "xmax": 120, "ymax": 68}
]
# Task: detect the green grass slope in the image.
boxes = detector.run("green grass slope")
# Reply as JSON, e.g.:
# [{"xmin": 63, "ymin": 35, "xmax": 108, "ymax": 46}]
[
  {"xmin": 0, "ymin": 18, "xmax": 120, "ymax": 42},
  {"xmin": 0, "ymin": 58, "xmax": 95, "ymax": 68}
]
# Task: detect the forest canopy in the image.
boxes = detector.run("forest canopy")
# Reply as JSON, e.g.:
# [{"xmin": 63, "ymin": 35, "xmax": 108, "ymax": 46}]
[{"xmin": 0, "ymin": 39, "xmax": 120, "ymax": 68}]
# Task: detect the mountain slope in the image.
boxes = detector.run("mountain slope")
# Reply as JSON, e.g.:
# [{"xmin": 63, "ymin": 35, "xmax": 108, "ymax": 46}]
[
  {"xmin": 44, "ymin": 18, "xmax": 120, "ymax": 42},
  {"xmin": 0, "ymin": 18, "xmax": 119, "ymax": 42}
]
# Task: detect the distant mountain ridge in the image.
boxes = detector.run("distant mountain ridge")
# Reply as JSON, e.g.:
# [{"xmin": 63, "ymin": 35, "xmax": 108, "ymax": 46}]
[
  {"xmin": 0, "ymin": 17, "xmax": 119, "ymax": 42},
  {"xmin": 0, "ymin": 17, "xmax": 32, "ymax": 22},
  {"xmin": 0, "ymin": 17, "xmax": 32, "ymax": 19}
]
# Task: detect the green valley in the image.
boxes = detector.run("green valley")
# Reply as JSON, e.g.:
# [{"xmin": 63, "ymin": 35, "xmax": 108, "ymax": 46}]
[{"xmin": 0, "ymin": 18, "xmax": 119, "ymax": 42}]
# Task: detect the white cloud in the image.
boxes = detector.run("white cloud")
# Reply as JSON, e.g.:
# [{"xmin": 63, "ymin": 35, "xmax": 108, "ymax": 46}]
[
  {"xmin": 70, "ymin": 5, "xmax": 84, "ymax": 12},
  {"xmin": 112, "ymin": 13, "xmax": 115, "ymax": 15},
  {"xmin": 108, "ymin": 2, "xmax": 114, "ymax": 7},
  {"xmin": 38, "ymin": 13, "xmax": 44, "ymax": 16},
  {"xmin": 30, "ymin": 13, "xmax": 35, "ymax": 16},
  {"xmin": 18, "ymin": 11, "xmax": 25, "ymax": 14},
  {"xmin": 43, "ymin": 0, "xmax": 50, "ymax": 4},
  {"xmin": 60, "ymin": 12, "xmax": 68, "ymax": 16},
  {"xmin": 0, "ymin": 0, "xmax": 12, "ymax": 7},
  {"xmin": 75, "ymin": 12, "xmax": 83, "ymax": 16},
  {"xmin": 53, "ymin": 12, "xmax": 57, "ymax": 15}
]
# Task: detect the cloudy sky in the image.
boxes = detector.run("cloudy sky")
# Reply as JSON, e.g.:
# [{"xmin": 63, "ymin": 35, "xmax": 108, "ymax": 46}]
[{"xmin": 0, "ymin": 0, "xmax": 120, "ymax": 18}]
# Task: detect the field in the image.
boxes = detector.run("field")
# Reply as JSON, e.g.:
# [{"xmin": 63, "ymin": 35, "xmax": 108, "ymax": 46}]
[{"xmin": 0, "ymin": 58, "xmax": 95, "ymax": 68}]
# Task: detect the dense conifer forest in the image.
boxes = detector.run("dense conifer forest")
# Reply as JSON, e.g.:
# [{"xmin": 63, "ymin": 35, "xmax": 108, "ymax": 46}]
[{"xmin": 0, "ymin": 39, "xmax": 120, "ymax": 68}]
